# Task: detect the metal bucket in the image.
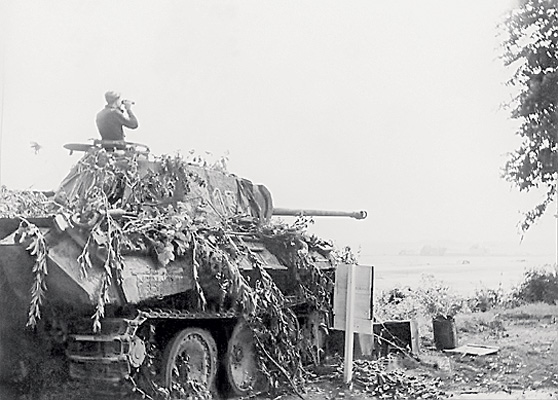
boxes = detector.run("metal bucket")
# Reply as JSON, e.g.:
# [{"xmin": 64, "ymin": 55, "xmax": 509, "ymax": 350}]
[{"xmin": 432, "ymin": 316, "xmax": 457, "ymax": 350}]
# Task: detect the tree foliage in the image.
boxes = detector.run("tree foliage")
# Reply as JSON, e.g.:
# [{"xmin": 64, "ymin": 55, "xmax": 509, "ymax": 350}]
[{"xmin": 501, "ymin": 0, "xmax": 558, "ymax": 232}]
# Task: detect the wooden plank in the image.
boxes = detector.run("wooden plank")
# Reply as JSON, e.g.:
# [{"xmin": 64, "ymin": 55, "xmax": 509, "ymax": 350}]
[
  {"xmin": 333, "ymin": 264, "xmax": 374, "ymax": 334},
  {"xmin": 444, "ymin": 344, "xmax": 499, "ymax": 356}
]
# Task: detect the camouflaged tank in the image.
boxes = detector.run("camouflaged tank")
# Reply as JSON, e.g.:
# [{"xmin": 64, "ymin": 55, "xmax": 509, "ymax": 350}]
[{"xmin": 0, "ymin": 140, "xmax": 366, "ymax": 397}]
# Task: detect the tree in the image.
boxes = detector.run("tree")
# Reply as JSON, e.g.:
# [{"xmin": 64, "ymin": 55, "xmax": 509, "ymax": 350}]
[{"xmin": 501, "ymin": 0, "xmax": 558, "ymax": 233}]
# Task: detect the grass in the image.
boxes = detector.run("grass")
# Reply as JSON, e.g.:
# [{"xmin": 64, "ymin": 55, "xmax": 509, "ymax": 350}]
[{"xmin": 498, "ymin": 302, "xmax": 558, "ymax": 320}]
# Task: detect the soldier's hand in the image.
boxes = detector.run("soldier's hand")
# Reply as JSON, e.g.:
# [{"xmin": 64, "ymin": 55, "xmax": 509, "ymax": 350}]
[{"xmin": 122, "ymin": 100, "xmax": 134, "ymax": 110}]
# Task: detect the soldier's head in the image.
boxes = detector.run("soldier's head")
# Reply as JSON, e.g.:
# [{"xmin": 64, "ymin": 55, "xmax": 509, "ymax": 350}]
[{"xmin": 104, "ymin": 91, "xmax": 121, "ymax": 106}]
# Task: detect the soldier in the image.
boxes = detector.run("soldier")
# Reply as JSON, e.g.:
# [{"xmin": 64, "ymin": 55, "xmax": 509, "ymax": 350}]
[{"xmin": 96, "ymin": 91, "xmax": 138, "ymax": 141}]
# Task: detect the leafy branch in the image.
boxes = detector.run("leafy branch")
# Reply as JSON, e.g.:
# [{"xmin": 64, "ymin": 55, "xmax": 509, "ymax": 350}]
[
  {"xmin": 0, "ymin": 186, "xmax": 55, "ymax": 218},
  {"xmin": 15, "ymin": 218, "xmax": 49, "ymax": 328}
]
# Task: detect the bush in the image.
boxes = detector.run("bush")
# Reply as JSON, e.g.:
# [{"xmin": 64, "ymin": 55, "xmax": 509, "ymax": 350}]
[
  {"xmin": 415, "ymin": 275, "xmax": 464, "ymax": 319},
  {"xmin": 511, "ymin": 266, "xmax": 558, "ymax": 305},
  {"xmin": 374, "ymin": 275, "xmax": 465, "ymax": 321},
  {"xmin": 374, "ymin": 287, "xmax": 420, "ymax": 321},
  {"xmin": 468, "ymin": 285, "xmax": 504, "ymax": 312}
]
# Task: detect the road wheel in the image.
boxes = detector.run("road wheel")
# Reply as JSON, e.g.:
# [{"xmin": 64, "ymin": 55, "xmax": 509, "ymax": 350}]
[
  {"xmin": 225, "ymin": 320, "xmax": 266, "ymax": 396},
  {"xmin": 162, "ymin": 327, "xmax": 218, "ymax": 395}
]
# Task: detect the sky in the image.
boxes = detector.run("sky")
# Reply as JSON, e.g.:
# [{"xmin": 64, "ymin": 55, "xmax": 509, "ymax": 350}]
[{"xmin": 0, "ymin": 0, "xmax": 555, "ymax": 259}]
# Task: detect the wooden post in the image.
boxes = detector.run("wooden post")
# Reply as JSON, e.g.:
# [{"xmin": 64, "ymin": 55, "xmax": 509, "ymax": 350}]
[
  {"xmin": 0, "ymin": 50, "xmax": 4, "ymax": 188},
  {"xmin": 343, "ymin": 263, "xmax": 356, "ymax": 385}
]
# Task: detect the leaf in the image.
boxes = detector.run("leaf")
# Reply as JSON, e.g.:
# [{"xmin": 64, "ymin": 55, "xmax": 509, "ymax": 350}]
[
  {"xmin": 92, "ymin": 227, "xmax": 108, "ymax": 246},
  {"xmin": 26, "ymin": 239, "xmax": 39, "ymax": 255},
  {"xmin": 157, "ymin": 245, "xmax": 175, "ymax": 266}
]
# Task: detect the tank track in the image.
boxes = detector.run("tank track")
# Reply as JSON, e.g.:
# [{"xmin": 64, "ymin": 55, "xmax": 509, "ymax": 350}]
[{"xmin": 66, "ymin": 308, "xmax": 239, "ymax": 392}]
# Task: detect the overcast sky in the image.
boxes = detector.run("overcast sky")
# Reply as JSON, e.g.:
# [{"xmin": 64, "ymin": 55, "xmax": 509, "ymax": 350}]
[{"xmin": 0, "ymin": 0, "xmax": 555, "ymax": 258}]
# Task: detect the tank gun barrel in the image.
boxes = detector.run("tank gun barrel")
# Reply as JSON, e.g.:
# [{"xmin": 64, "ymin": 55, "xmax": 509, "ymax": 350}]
[{"xmin": 272, "ymin": 208, "xmax": 367, "ymax": 220}]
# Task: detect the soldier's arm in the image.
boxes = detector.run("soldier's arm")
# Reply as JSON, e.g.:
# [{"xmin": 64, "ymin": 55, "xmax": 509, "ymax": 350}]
[{"xmin": 118, "ymin": 108, "xmax": 138, "ymax": 129}]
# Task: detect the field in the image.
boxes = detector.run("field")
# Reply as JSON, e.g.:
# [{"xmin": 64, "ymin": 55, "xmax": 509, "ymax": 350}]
[{"xmin": 368, "ymin": 254, "xmax": 554, "ymax": 296}]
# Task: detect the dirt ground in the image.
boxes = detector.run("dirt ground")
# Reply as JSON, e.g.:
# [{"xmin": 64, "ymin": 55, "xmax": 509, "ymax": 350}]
[
  {"xmin": 441, "ymin": 312, "xmax": 558, "ymax": 397},
  {"xmin": 248, "ymin": 307, "xmax": 558, "ymax": 400},
  {"xmin": 0, "ymin": 307, "xmax": 557, "ymax": 400}
]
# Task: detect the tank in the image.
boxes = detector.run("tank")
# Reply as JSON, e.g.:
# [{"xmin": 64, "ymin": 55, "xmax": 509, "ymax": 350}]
[{"xmin": 0, "ymin": 141, "xmax": 367, "ymax": 397}]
